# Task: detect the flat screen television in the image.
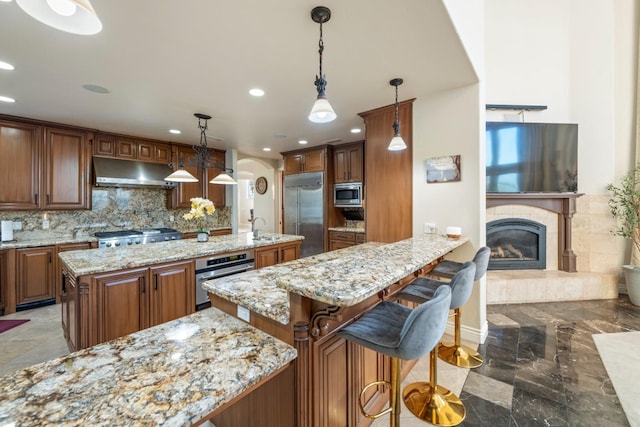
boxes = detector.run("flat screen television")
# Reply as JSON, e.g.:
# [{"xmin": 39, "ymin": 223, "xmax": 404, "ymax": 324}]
[{"xmin": 486, "ymin": 121, "xmax": 578, "ymax": 193}]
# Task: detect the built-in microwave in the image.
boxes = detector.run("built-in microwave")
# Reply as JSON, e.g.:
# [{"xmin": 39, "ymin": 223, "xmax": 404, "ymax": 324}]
[{"xmin": 334, "ymin": 182, "xmax": 363, "ymax": 207}]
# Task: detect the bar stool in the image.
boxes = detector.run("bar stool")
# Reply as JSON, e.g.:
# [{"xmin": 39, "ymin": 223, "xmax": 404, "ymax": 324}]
[
  {"xmin": 339, "ymin": 286, "xmax": 452, "ymax": 427},
  {"xmin": 397, "ymin": 261, "xmax": 476, "ymax": 426},
  {"xmin": 430, "ymin": 247, "xmax": 490, "ymax": 368}
]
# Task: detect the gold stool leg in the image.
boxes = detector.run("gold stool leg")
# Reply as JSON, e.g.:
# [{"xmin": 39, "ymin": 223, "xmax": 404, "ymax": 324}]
[
  {"xmin": 356, "ymin": 357, "xmax": 401, "ymax": 426},
  {"xmin": 438, "ymin": 307, "xmax": 483, "ymax": 368},
  {"xmin": 403, "ymin": 345, "xmax": 466, "ymax": 426}
]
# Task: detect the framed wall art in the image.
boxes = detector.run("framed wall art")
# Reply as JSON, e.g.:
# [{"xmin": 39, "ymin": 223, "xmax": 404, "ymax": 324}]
[{"xmin": 425, "ymin": 155, "xmax": 461, "ymax": 183}]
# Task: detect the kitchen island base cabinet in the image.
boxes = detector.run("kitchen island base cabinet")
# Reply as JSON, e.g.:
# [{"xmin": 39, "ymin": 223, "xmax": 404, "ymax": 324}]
[
  {"xmin": 64, "ymin": 260, "xmax": 195, "ymax": 351},
  {"xmin": 254, "ymin": 241, "xmax": 301, "ymax": 269},
  {"xmin": 16, "ymin": 246, "xmax": 55, "ymax": 308}
]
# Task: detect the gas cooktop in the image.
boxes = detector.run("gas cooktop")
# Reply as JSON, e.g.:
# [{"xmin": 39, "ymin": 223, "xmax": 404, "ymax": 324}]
[{"xmin": 95, "ymin": 228, "xmax": 181, "ymax": 248}]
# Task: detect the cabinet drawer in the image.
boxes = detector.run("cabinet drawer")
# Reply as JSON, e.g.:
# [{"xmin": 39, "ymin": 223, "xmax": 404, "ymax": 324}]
[
  {"xmin": 329, "ymin": 231, "xmax": 356, "ymax": 242},
  {"xmin": 355, "ymin": 233, "xmax": 365, "ymax": 244}
]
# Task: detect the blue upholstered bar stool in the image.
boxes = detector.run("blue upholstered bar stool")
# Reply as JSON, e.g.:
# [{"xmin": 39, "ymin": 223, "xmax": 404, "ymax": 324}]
[
  {"xmin": 396, "ymin": 261, "xmax": 476, "ymax": 426},
  {"xmin": 339, "ymin": 286, "xmax": 452, "ymax": 427},
  {"xmin": 429, "ymin": 247, "xmax": 490, "ymax": 368}
]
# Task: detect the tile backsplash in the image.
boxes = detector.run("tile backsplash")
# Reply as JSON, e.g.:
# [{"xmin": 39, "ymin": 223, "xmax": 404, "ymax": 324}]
[{"xmin": 0, "ymin": 188, "xmax": 231, "ymax": 240}]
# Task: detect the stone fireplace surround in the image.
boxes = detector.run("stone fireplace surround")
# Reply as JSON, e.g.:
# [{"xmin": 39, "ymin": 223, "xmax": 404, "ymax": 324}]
[{"xmin": 485, "ymin": 193, "xmax": 618, "ymax": 304}]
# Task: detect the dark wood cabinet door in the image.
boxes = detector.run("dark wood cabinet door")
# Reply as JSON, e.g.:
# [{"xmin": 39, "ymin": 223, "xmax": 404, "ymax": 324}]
[
  {"xmin": 154, "ymin": 142, "xmax": 171, "ymax": 164},
  {"xmin": 93, "ymin": 133, "xmax": 116, "ymax": 156},
  {"xmin": 61, "ymin": 270, "xmax": 78, "ymax": 351},
  {"xmin": 0, "ymin": 121, "xmax": 41, "ymax": 209},
  {"xmin": 255, "ymin": 247, "xmax": 279, "ymax": 269},
  {"xmin": 302, "ymin": 148, "xmax": 325, "ymax": 173},
  {"xmin": 16, "ymin": 246, "xmax": 55, "ymax": 306},
  {"xmin": 346, "ymin": 144, "xmax": 364, "ymax": 182},
  {"xmin": 334, "ymin": 148, "xmax": 348, "ymax": 183},
  {"xmin": 315, "ymin": 335, "xmax": 350, "ymax": 426},
  {"xmin": 96, "ymin": 269, "xmax": 149, "ymax": 343},
  {"xmin": 149, "ymin": 261, "xmax": 194, "ymax": 327},
  {"xmin": 284, "ymin": 154, "xmax": 303, "ymax": 175},
  {"xmin": 116, "ymin": 138, "xmax": 136, "ymax": 159},
  {"xmin": 0, "ymin": 251, "xmax": 7, "ymax": 313},
  {"xmin": 137, "ymin": 141, "xmax": 154, "ymax": 162},
  {"xmin": 206, "ymin": 150, "xmax": 226, "ymax": 208},
  {"xmin": 44, "ymin": 127, "xmax": 91, "ymax": 210}
]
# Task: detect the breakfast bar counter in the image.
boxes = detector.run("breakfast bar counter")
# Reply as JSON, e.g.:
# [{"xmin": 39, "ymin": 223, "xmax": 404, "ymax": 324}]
[
  {"xmin": 204, "ymin": 233, "xmax": 469, "ymax": 427},
  {"xmin": 0, "ymin": 307, "xmax": 296, "ymax": 426}
]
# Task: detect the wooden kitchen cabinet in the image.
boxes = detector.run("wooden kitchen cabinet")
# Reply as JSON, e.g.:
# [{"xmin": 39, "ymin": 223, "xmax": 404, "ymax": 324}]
[
  {"xmin": 61, "ymin": 269, "xmax": 78, "ymax": 350},
  {"xmin": 149, "ymin": 261, "xmax": 194, "ymax": 327},
  {"xmin": 93, "ymin": 132, "xmax": 172, "ymax": 164},
  {"xmin": 282, "ymin": 147, "xmax": 326, "ymax": 175},
  {"xmin": 16, "ymin": 246, "xmax": 56, "ymax": 307},
  {"xmin": 0, "ymin": 250, "xmax": 7, "ymax": 315},
  {"xmin": 167, "ymin": 145, "xmax": 226, "ymax": 209},
  {"xmin": 0, "ymin": 120, "xmax": 41, "ymax": 210},
  {"xmin": 56, "ymin": 242, "xmax": 92, "ymax": 304},
  {"xmin": 0, "ymin": 120, "xmax": 91, "ymax": 210},
  {"xmin": 329, "ymin": 230, "xmax": 365, "ymax": 251},
  {"xmin": 43, "ymin": 127, "xmax": 92, "ymax": 210},
  {"xmin": 254, "ymin": 241, "xmax": 302, "ymax": 269},
  {"xmin": 334, "ymin": 141, "xmax": 364, "ymax": 183}
]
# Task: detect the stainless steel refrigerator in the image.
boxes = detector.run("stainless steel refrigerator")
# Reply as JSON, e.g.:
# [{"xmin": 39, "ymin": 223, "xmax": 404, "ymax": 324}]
[{"xmin": 284, "ymin": 172, "xmax": 324, "ymax": 258}]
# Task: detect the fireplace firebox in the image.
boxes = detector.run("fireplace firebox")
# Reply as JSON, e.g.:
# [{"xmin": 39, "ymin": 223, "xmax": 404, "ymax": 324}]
[{"xmin": 487, "ymin": 218, "xmax": 547, "ymax": 270}]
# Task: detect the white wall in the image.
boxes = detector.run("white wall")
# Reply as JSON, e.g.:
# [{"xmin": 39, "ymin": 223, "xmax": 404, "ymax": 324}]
[{"xmin": 236, "ymin": 158, "xmax": 278, "ymax": 234}]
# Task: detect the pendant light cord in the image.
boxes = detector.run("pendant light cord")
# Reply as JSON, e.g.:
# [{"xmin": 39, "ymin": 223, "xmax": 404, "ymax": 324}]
[{"xmin": 393, "ymin": 83, "xmax": 401, "ymax": 136}]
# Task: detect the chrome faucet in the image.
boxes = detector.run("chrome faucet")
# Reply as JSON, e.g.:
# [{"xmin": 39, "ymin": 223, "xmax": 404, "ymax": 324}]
[{"xmin": 248, "ymin": 209, "xmax": 266, "ymax": 232}]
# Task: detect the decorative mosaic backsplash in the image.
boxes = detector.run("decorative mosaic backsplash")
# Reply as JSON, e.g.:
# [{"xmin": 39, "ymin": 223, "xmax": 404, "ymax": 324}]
[{"xmin": 0, "ymin": 188, "xmax": 231, "ymax": 240}]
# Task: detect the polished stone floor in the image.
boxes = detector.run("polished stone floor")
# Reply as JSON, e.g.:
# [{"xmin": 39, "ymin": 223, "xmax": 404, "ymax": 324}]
[{"xmin": 1, "ymin": 297, "xmax": 638, "ymax": 426}]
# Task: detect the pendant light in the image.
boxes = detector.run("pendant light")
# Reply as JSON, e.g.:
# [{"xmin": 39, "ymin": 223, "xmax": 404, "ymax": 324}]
[
  {"xmin": 308, "ymin": 6, "xmax": 336, "ymax": 123},
  {"xmin": 16, "ymin": 0, "xmax": 102, "ymax": 35},
  {"xmin": 165, "ymin": 113, "xmax": 237, "ymax": 185},
  {"xmin": 388, "ymin": 78, "xmax": 407, "ymax": 151}
]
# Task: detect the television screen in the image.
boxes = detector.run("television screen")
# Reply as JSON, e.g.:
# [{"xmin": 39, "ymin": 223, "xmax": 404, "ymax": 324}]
[{"xmin": 486, "ymin": 122, "xmax": 578, "ymax": 193}]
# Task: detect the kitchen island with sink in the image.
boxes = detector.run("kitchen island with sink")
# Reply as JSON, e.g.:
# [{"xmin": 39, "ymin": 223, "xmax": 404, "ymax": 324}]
[
  {"xmin": 58, "ymin": 232, "xmax": 303, "ymax": 352},
  {"xmin": 203, "ymin": 233, "xmax": 469, "ymax": 427}
]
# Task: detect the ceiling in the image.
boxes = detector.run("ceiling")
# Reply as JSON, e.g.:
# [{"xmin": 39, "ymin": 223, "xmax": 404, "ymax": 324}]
[{"xmin": 0, "ymin": 0, "xmax": 477, "ymax": 160}]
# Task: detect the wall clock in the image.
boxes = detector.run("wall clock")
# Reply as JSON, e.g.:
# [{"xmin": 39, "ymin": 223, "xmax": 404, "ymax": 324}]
[{"xmin": 255, "ymin": 176, "xmax": 268, "ymax": 195}]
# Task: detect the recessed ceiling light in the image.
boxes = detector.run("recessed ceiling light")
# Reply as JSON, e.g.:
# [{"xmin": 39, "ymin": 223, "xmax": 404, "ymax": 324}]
[
  {"xmin": 82, "ymin": 84, "xmax": 110, "ymax": 94},
  {"xmin": 249, "ymin": 88, "xmax": 264, "ymax": 97},
  {"xmin": 350, "ymin": 128, "xmax": 361, "ymax": 134},
  {"xmin": 0, "ymin": 95, "xmax": 15, "ymax": 103},
  {"xmin": 263, "ymin": 147, "xmax": 272, "ymax": 152},
  {"xmin": 298, "ymin": 140, "xmax": 308, "ymax": 145},
  {"xmin": 169, "ymin": 129, "xmax": 181, "ymax": 134},
  {"xmin": 0, "ymin": 61, "xmax": 14, "ymax": 70}
]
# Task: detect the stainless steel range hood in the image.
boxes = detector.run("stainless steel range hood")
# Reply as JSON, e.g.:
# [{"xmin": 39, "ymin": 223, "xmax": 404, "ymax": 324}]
[{"xmin": 93, "ymin": 157, "xmax": 177, "ymax": 189}]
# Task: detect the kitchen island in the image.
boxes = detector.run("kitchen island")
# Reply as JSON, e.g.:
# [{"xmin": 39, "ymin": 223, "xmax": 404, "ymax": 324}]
[
  {"xmin": 204, "ymin": 233, "xmax": 469, "ymax": 427},
  {"xmin": 58, "ymin": 232, "xmax": 303, "ymax": 352},
  {"xmin": 0, "ymin": 307, "xmax": 297, "ymax": 426}
]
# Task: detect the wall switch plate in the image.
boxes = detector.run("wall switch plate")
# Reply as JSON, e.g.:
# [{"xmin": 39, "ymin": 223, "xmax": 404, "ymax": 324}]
[
  {"xmin": 12, "ymin": 221, "xmax": 22, "ymax": 230},
  {"xmin": 42, "ymin": 220, "xmax": 50, "ymax": 230},
  {"xmin": 423, "ymin": 222, "xmax": 436, "ymax": 234},
  {"xmin": 237, "ymin": 306, "xmax": 250, "ymax": 323},
  {"xmin": 169, "ymin": 215, "xmax": 175, "ymax": 222}
]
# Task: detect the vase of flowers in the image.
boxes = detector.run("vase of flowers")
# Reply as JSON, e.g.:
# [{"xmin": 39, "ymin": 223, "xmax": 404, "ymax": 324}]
[{"xmin": 183, "ymin": 197, "xmax": 215, "ymax": 242}]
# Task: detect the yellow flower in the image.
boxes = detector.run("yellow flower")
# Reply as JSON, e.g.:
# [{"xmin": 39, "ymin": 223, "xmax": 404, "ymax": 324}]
[{"xmin": 183, "ymin": 198, "xmax": 215, "ymax": 232}]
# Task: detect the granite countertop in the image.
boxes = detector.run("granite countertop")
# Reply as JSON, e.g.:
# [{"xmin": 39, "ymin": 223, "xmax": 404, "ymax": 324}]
[
  {"xmin": 59, "ymin": 232, "xmax": 304, "ymax": 277},
  {"xmin": 204, "ymin": 234, "xmax": 467, "ymax": 324},
  {"xmin": 0, "ymin": 307, "xmax": 296, "ymax": 426},
  {"xmin": 0, "ymin": 234, "xmax": 97, "ymax": 250},
  {"xmin": 328, "ymin": 226, "xmax": 365, "ymax": 233},
  {"xmin": 203, "ymin": 242, "xmax": 385, "ymax": 325}
]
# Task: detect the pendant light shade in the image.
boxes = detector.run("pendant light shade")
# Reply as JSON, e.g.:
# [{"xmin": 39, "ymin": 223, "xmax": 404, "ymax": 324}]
[
  {"xmin": 164, "ymin": 168, "xmax": 198, "ymax": 183},
  {"xmin": 388, "ymin": 78, "xmax": 407, "ymax": 151},
  {"xmin": 16, "ymin": 0, "xmax": 102, "ymax": 35},
  {"xmin": 308, "ymin": 6, "xmax": 336, "ymax": 123},
  {"xmin": 165, "ymin": 113, "xmax": 237, "ymax": 184},
  {"xmin": 209, "ymin": 172, "xmax": 238, "ymax": 185}
]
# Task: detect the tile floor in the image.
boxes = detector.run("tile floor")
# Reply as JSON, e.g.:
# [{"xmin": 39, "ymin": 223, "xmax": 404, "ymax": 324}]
[{"xmin": 1, "ymin": 297, "xmax": 638, "ymax": 426}]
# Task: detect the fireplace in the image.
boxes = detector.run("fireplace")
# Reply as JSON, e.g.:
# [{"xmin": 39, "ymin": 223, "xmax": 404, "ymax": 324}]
[{"xmin": 487, "ymin": 218, "xmax": 547, "ymax": 270}]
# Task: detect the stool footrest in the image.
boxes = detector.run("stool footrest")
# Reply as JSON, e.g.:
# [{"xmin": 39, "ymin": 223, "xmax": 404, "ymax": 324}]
[
  {"xmin": 439, "ymin": 343, "xmax": 483, "ymax": 368},
  {"xmin": 403, "ymin": 382, "xmax": 466, "ymax": 426},
  {"xmin": 359, "ymin": 380, "xmax": 393, "ymax": 420}
]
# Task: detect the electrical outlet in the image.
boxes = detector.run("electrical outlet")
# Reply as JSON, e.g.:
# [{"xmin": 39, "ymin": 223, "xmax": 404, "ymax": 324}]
[
  {"xmin": 12, "ymin": 221, "xmax": 22, "ymax": 230},
  {"xmin": 169, "ymin": 215, "xmax": 175, "ymax": 222},
  {"xmin": 237, "ymin": 306, "xmax": 250, "ymax": 323},
  {"xmin": 42, "ymin": 220, "xmax": 50, "ymax": 230},
  {"xmin": 423, "ymin": 222, "xmax": 436, "ymax": 234}
]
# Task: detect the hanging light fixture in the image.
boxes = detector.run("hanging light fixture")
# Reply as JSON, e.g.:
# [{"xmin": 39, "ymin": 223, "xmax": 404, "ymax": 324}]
[
  {"xmin": 16, "ymin": 0, "xmax": 102, "ymax": 35},
  {"xmin": 165, "ymin": 113, "xmax": 237, "ymax": 185},
  {"xmin": 308, "ymin": 6, "xmax": 336, "ymax": 123},
  {"xmin": 388, "ymin": 78, "xmax": 407, "ymax": 151}
]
